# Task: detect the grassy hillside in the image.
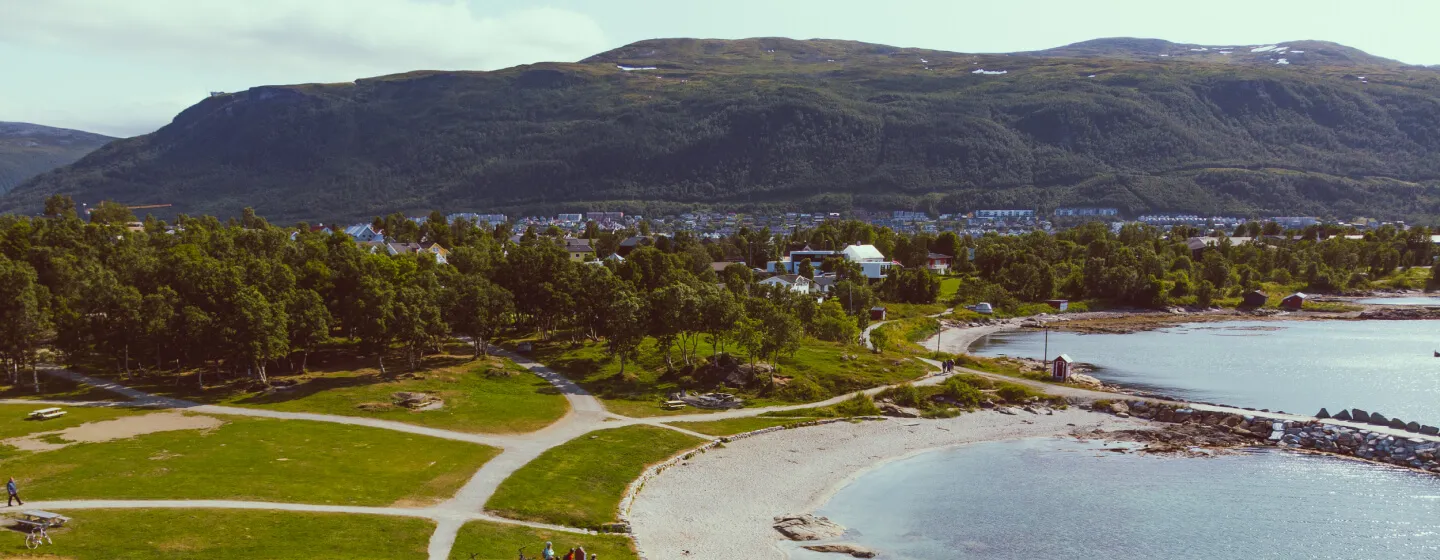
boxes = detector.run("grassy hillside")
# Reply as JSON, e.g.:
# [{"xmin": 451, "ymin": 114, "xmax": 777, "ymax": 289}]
[
  {"xmin": 5, "ymin": 37, "xmax": 1440, "ymax": 221},
  {"xmin": 0, "ymin": 121, "xmax": 113, "ymax": 195}
]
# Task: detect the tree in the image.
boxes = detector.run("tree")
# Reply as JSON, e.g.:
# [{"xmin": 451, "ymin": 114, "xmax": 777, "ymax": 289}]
[
  {"xmin": 448, "ymin": 277, "xmax": 513, "ymax": 358},
  {"xmin": 43, "ymin": 195, "xmax": 76, "ymax": 219},
  {"xmin": 88, "ymin": 201, "xmax": 136, "ymax": 225},
  {"xmin": 393, "ymin": 281, "xmax": 448, "ymax": 371},
  {"xmin": 812, "ymin": 300, "xmax": 859, "ymax": 344},
  {"xmin": 226, "ymin": 286, "xmax": 287, "ymax": 384},
  {"xmin": 603, "ymin": 289, "xmax": 646, "ymax": 375},
  {"xmin": 868, "ymin": 325, "xmax": 891, "ymax": 354},
  {"xmin": 0, "ymin": 257, "xmax": 49, "ymax": 390},
  {"xmin": 797, "ymin": 258, "xmax": 815, "ymax": 279},
  {"xmin": 286, "ymin": 289, "xmax": 332, "ymax": 372},
  {"xmin": 353, "ymin": 276, "xmax": 397, "ymax": 374}
]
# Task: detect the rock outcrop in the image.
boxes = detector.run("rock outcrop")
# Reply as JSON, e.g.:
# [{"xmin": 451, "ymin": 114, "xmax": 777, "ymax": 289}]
[
  {"xmin": 774, "ymin": 514, "xmax": 846, "ymax": 541},
  {"xmin": 802, "ymin": 543, "xmax": 878, "ymax": 558}
]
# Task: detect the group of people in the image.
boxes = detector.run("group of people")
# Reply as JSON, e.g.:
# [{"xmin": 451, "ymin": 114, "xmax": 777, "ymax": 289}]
[
  {"xmin": 541, "ymin": 541, "xmax": 598, "ymax": 560},
  {"xmin": 940, "ymin": 359, "xmax": 958, "ymax": 373}
]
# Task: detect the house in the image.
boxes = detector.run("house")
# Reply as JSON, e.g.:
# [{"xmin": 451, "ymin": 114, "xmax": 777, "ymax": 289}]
[
  {"xmin": 1280, "ymin": 292, "xmax": 1308, "ymax": 310},
  {"xmin": 1045, "ymin": 299, "xmax": 1069, "ymax": 312},
  {"xmin": 811, "ymin": 275, "xmax": 837, "ymax": 295},
  {"xmin": 383, "ymin": 242, "xmax": 450, "ymax": 264},
  {"xmin": 343, "ymin": 224, "xmax": 385, "ymax": 243},
  {"xmin": 926, "ymin": 253, "xmax": 953, "ymax": 274},
  {"xmin": 710, "ymin": 261, "xmax": 740, "ymax": 274},
  {"xmin": 1052, "ymin": 354, "xmax": 1073, "ymax": 381},
  {"xmin": 1241, "ymin": 290, "xmax": 1269, "ymax": 307},
  {"xmin": 290, "ymin": 224, "xmax": 334, "ymax": 240},
  {"xmin": 841, "ymin": 244, "xmax": 894, "ymax": 280},
  {"xmin": 564, "ymin": 238, "xmax": 594, "ymax": 262},
  {"xmin": 869, "ymin": 306, "xmax": 888, "ymax": 321},
  {"xmin": 759, "ymin": 274, "xmax": 813, "ymax": 294},
  {"xmin": 767, "ymin": 247, "xmax": 840, "ymax": 274},
  {"xmin": 616, "ymin": 236, "xmax": 653, "ymax": 257},
  {"xmin": 605, "ymin": 253, "xmax": 626, "ymax": 263}
]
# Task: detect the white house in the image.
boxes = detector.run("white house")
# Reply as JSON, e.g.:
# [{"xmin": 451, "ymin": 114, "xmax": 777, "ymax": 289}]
[
  {"xmin": 841, "ymin": 244, "xmax": 893, "ymax": 280},
  {"xmin": 343, "ymin": 224, "xmax": 385, "ymax": 243},
  {"xmin": 767, "ymin": 248, "xmax": 838, "ymax": 274},
  {"xmin": 759, "ymin": 274, "xmax": 814, "ymax": 294}
]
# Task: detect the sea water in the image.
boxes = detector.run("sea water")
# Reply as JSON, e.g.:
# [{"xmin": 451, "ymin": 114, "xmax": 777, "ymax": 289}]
[
  {"xmin": 970, "ymin": 320, "xmax": 1440, "ymax": 420},
  {"xmin": 792, "ymin": 438, "xmax": 1440, "ymax": 560}
]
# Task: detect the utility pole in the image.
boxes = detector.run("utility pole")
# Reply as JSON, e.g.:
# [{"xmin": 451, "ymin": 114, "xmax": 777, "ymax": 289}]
[
  {"xmin": 934, "ymin": 319, "xmax": 942, "ymax": 357},
  {"xmin": 1042, "ymin": 324, "xmax": 1050, "ymax": 373}
]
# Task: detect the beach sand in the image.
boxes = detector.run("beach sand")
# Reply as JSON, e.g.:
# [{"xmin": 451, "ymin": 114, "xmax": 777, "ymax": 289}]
[{"xmin": 628, "ymin": 408, "xmax": 1143, "ymax": 559}]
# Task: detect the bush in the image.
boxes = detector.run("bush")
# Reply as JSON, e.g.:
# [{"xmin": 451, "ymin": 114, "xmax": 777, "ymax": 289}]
[
  {"xmin": 996, "ymin": 383, "xmax": 1038, "ymax": 403},
  {"xmin": 878, "ymin": 383, "xmax": 922, "ymax": 407},
  {"xmin": 941, "ymin": 377, "xmax": 985, "ymax": 408},
  {"xmin": 834, "ymin": 393, "xmax": 882, "ymax": 416},
  {"xmin": 776, "ymin": 376, "xmax": 825, "ymax": 402}
]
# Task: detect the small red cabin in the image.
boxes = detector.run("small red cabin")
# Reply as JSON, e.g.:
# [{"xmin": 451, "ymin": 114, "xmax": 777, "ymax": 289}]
[
  {"xmin": 1052, "ymin": 354, "xmax": 1073, "ymax": 381},
  {"xmin": 1280, "ymin": 292, "xmax": 1308, "ymax": 310},
  {"xmin": 870, "ymin": 306, "xmax": 888, "ymax": 321}
]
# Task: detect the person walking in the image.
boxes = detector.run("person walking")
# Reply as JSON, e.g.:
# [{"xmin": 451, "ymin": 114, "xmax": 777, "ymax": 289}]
[
  {"xmin": 7, "ymin": 477, "xmax": 22, "ymax": 506},
  {"xmin": 563, "ymin": 548, "xmax": 576, "ymax": 560},
  {"xmin": 543, "ymin": 542, "xmax": 555, "ymax": 560},
  {"xmin": 575, "ymin": 547, "xmax": 587, "ymax": 560}
]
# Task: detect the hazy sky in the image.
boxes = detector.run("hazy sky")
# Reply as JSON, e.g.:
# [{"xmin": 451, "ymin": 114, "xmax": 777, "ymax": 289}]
[{"xmin": 2, "ymin": 0, "xmax": 1435, "ymax": 137}]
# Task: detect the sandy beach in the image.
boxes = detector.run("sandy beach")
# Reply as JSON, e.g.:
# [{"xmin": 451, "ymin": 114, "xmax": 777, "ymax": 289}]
[{"xmin": 628, "ymin": 408, "xmax": 1144, "ymax": 560}]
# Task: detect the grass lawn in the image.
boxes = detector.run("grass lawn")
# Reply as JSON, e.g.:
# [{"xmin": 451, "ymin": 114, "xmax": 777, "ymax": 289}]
[
  {"xmin": 486, "ymin": 425, "xmax": 704, "ymax": 529},
  {"xmin": 526, "ymin": 336, "xmax": 929, "ymax": 418},
  {"xmin": 938, "ymin": 277, "xmax": 961, "ymax": 301},
  {"xmin": 1, "ymin": 415, "xmax": 498, "ymax": 506},
  {"xmin": 449, "ymin": 520, "xmax": 637, "ymax": 560},
  {"xmin": 0, "ymin": 404, "xmax": 141, "ymax": 441},
  {"xmin": 70, "ymin": 345, "xmax": 569, "ymax": 435},
  {"xmin": 0, "ymin": 373, "xmax": 127, "ymax": 402},
  {"xmin": 3, "ymin": 509, "xmax": 431, "ymax": 559},
  {"xmin": 881, "ymin": 302, "xmax": 948, "ymax": 320},
  {"xmin": 665, "ymin": 416, "xmax": 811, "ymax": 437}
]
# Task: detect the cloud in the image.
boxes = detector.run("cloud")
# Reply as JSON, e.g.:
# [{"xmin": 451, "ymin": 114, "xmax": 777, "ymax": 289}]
[
  {"xmin": 1, "ymin": 0, "xmax": 608, "ymax": 73},
  {"xmin": 0, "ymin": 0, "xmax": 611, "ymax": 135}
]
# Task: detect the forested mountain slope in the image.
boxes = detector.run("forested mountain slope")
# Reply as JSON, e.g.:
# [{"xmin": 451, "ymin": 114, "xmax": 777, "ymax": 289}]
[
  {"xmin": 0, "ymin": 122, "xmax": 113, "ymax": 196},
  {"xmin": 6, "ymin": 37, "xmax": 1440, "ymax": 222}
]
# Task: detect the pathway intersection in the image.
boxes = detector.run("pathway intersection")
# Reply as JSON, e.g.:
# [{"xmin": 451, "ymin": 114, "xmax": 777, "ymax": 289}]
[{"xmin": 6, "ymin": 337, "xmax": 1424, "ymax": 559}]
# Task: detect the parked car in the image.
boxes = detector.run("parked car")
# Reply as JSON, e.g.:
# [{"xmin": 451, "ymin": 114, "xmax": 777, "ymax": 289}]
[{"xmin": 974, "ymin": 302, "xmax": 994, "ymax": 315}]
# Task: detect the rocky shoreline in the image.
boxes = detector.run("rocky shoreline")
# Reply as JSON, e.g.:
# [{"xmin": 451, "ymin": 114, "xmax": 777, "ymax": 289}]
[{"xmin": 1090, "ymin": 400, "xmax": 1440, "ymax": 475}]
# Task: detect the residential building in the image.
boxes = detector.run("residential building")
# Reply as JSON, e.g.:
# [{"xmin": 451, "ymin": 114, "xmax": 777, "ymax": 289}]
[
  {"xmin": 557, "ymin": 213, "xmax": 584, "ymax": 223},
  {"xmin": 1054, "ymin": 207, "xmax": 1119, "ymax": 217},
  {"xmin": 975, "ymin": 209, "xmax": 1036, "ymax": 219},
  {"xmin": 343, "ymin": 224, "xmax": 385, "ymax": 243},
  {"xmin": 564, "ymin": 238, "xmax": 594, "ymax": 262},
  {"xmin": 925, "ymin": 253, "xmax": 953, "ymax": 274},
  {"xmin": 759, "ymin": 274, "xmax": 814, "ymax": 294},
  {"xmin": 841, "ymin": 244, "xmax": 893, "ymax": 280}
]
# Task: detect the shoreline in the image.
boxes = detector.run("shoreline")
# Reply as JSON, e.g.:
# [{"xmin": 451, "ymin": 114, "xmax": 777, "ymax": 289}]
[{"xmin": 627, "ymin": 408, "xmax": 1145, "ymax": 560}]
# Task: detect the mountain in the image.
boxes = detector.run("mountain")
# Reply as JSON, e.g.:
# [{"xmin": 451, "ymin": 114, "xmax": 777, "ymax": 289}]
[
  {"xmin": 6, "ymin": 37, "xmax": 1440, "ymax": 223},
  {"xmin": 0, "ymin": 122, "xmax": 113, "ymax": 196}
]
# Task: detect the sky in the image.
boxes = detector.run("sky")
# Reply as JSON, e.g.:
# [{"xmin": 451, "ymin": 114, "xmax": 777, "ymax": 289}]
[{"xmin": 2, "ymin": 0, "xmax": 1436, "ymax": 138}]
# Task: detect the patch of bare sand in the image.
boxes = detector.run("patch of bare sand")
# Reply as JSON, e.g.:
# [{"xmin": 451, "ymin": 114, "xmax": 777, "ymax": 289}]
[{"xmin": 3, "ymin": 412, "xmax": 224, "ymax": 452}]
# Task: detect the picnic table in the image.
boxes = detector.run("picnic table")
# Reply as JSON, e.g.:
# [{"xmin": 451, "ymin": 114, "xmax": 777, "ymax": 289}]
[
  {"xmin": 13, "ymin": 511, "xmax": 69, "ymax": 530},
  {"xmin": 662, "ymin": 400, "xmax": 687, "ymax": 410},
  {"xmin": 26, "ymin": 408, "xmax": 65, "ymax": 420}
]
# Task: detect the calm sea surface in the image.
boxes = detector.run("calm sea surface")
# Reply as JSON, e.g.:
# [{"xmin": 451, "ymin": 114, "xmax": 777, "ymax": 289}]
[
  {"xmin": 1357, "ymin": 297, "xmax": 1440, "ymax": 306},
  {"xmin": 792, "ymin": 439, "xmax": 1440, "ymax": 560},
  {"xmin": 970, "ymin": 320, "xmax": 1440, "ymax": 421}
]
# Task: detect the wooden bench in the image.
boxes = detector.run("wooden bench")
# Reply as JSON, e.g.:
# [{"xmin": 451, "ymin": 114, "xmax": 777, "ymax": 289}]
[
  {"xmin": 26, "ymin": 408, "xmax": 65, "ymax": 420},
  {"xmin": 662, "ymin": 400, "xmax": 687, "ymax": 410}
]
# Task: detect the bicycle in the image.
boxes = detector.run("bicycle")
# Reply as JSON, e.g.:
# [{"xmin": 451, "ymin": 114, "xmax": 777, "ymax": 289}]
[
  {"xmin": 516, "ymin": 546, "xmax": 533, "ymax": 560},
  {"xmin": 24, "ymin": 524, "xmax": 51, "ymax": 549}
]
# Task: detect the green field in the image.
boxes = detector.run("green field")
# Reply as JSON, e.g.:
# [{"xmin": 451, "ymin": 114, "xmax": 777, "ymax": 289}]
[
  {"xmin": 0, "ymin": 415, "xmax": 498, "ymax": 506},
  {"xmin": 0, "ymin": 372, "xmax": 127, "ymax": 402},
  {"xmin": 449, "ymin": 520, "xmax": 637, "ymax": 560},
  {"xmin": 665, "ymin": 416, "xmax": 810, "ymax": 437},
  {"xmin": 69, "ymin": 350, "xmax": 569, "ymax": 435},
  {"xmin": 486, "ymin": 425, "xmax": 704, "ymax": 529},
  {"xmin": 3, "ymin": 509, "xmax": 432, "ymax": 559},
  {"xmin": 527, "ymin": 336, "xmax": 929, "ymax": 417},
  {"xmin": 0, "ymin": 404, "xmax": 141, "ymax": 440}
]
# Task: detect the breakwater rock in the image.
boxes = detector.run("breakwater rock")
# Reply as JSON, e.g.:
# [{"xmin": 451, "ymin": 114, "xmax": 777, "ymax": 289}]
[{"xmin": 1091, "ymin": 400, "xmax": 1440, "ymax": 475}]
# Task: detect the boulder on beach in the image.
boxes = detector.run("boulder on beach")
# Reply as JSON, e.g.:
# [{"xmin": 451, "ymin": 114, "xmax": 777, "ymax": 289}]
[
  {"xmin": 1421, "ymin": 425, "xmax": 1439, "ymax": 436},
  {"xmin": 802, "ymin": 544, "xmax": 878, "ymax": 558},
  {"xmin": 1351, "ymin": 409, "xmax": 1370, "ymax": 423},
  {"xmin": 1388, "ymin": 418, "xmax": 1408, "ymax": 430},
  {"xmin": 1369, "ymin": 412, "xmax": 1389, "ymax": 426},
  {"xmin": 1315, "ymin": 408, "xmax": 1330, "ymax": 419},
  {"xmin": 1333, "ymin": 409, "xmax": 1352, "ymax": 421},
  {"xmin": 1405, "ymin": 421, "xmax": 1421, "ymax": 433},
  {"xmin": 774, "ymin": 514, "xmax": 846, "ymax": 541}
]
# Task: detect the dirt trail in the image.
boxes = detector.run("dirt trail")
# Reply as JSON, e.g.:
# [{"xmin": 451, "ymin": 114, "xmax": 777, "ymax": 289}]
[{"xmin": 4, "ymin": 412, "xmax": 223, "ymax": 452}]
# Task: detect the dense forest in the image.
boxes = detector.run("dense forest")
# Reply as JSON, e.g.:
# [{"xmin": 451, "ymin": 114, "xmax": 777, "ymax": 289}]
[
  {"xmin": 6, "ymin": 38, "xmax": 1440, "ymax": 222},
  {"xmin": 0, "ymin": 197, "xmax": 1432, "ymax": 393}
]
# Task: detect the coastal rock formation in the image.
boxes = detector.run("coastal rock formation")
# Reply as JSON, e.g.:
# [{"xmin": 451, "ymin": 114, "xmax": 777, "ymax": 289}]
[
  {"xmin": 1333, "ymin": 409, "xmax": 1352, "ymax": 421},
  {"xmin": 878, "ymin": 403, "xmax": 921, "ymax": 418},
  {"xmin": 802, "ymin": 543, "xmax": 878, "ymax": 558},
  {"xmin": 1351, "ymin": 409, "xmax": 1370, "ymax": 423},
  {"xmin": 1369, "ymin": 412, "xmax": 1389, "ymax": 426},
  {"xmin": 774, "ymin": 514, "xmax": 846, "ymax": 541},
  {"xmin": 1315, "ymin": 408, "xmax": 1331, "ymax": 419},
  {"xmin": 391, "ymin": 392, "xmax": 442, "ymax": 410}
]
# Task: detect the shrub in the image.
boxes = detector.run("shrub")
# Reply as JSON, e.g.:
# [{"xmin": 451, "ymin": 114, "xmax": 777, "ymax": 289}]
[
  {"xmin": 996, "ymin": 383, "xmax": 1038, "ymax": 403},
  {"xmin": 941, "ymin": 377, "xmax": 985, "ymax": 408},
  {"xmin": 879, "ymin": 383, "xmax": 922, "ymax": 407},
  {"xmin": 777, "ymin": 376, "xmax": 825, "ymax": 402},
  {"xmin": 834, "ymin": 393, "xmax": 882, "ymax": 416}
]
